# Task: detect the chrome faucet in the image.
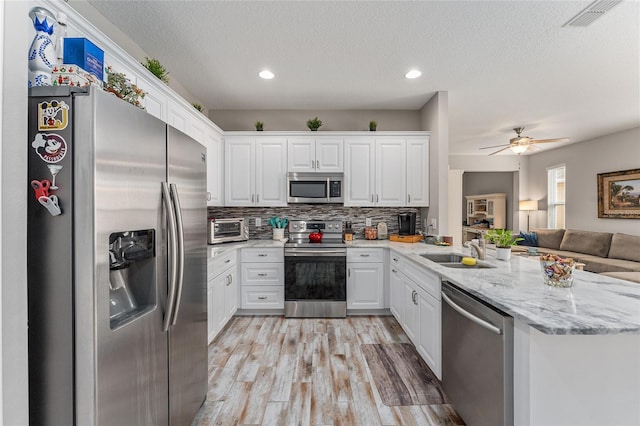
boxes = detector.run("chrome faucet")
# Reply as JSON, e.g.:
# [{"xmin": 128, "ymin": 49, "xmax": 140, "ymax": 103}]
[{"xmin": 464, "ymin": 239, "xmax": 486, "ymax": 260}]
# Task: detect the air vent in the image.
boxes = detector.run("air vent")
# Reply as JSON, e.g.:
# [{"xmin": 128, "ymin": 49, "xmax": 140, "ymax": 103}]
[{"xmin": 563, "ymin": 0, "xmax": 622, "ymax": 27}]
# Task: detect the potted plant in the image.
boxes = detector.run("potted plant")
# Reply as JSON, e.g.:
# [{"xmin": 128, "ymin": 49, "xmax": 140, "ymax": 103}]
[
  {"xmin": 369, "ymin": 120, "xmax": 377, "ymax": 131},
  {"xmin": 105, "ymin": 66, "xmax": 146, "ymax": 109},
  {"xmin": 484, "ymin": 229, "xmax": 523, "ymax": 261},
  {"xmin": 192, "ymin": 103, "xmax": 203, "ymax": 112},
  {"xmin": 306, "ymin": 117, "xmax": 323, "ymax": 131},
  {"xmin": 142, "ymin": 57, "xmax": 169, "ymax": 84},
  {"xmin": 255, "ymin": 121, "xmax": 264, "ymax": 131}
]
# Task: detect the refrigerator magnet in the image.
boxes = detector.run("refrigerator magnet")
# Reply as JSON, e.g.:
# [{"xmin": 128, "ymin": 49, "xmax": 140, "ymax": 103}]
[
  {"xmin": 38, "ymin": 100, "xmax": 69, "ymax": 130},
  {"xmin": 38, "ymin": 194, "xmax": 61, "ymax": 216},
  {"xmin": 31, "ymin": 133, "xmax": 67, "ymax": 163},
  {"xmin": 31, "ymin": 179, "xmax": 51, "ymax": 200}
]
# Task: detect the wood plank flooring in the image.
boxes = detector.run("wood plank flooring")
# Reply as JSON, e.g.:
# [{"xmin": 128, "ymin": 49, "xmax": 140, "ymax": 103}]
[{"xmin": 192, "ymin": 316, "xmax": 464, "ymax": 426}]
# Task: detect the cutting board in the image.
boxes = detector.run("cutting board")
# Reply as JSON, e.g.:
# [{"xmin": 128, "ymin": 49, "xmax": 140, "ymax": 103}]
[{"xmin": 389, "ymin": 234, "xmax": 424, "ymax": 243}]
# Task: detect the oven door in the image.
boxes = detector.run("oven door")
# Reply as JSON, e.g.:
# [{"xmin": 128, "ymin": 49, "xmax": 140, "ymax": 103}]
[{"xmin": 284, "ymin": 250, "xmax": 347, "ymax": 317}]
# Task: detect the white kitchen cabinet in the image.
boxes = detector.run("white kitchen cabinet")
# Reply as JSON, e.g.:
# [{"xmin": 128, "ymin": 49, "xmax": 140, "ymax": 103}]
[
  {"xmin": 167, "ymin": 99, "xmax": 189, "ymax": 135},
  {"xmin": 347, "ymin": 248, "xmax": 385, "ymax": 310},
  {"xmin": 207, "ymin": 250, "xmax": 238, "ymax": 343},
  {"xmin": 240, "ymin": 248, "xmax": 284, "ymax": 309},
  {"xmin": 375, "ymin": 138, "xmax": 406, "ymax": 206},
  {"xmin": 135, "ymin": 77, "xmax": 167, "ymax": 121},
  {"xmin": 225, "ymin": 137, "xmax": 287, "ymax": 206},
  {"xmin": 388, "ymin": 250, "xmax": 442, "ymax": 379},
  {"xmin": 345, "ymin": 136, "xmax": 428, "ymax": 207},
  {"xmin": 288, "ymin": 137, "xmax": 343, "ymax": 172},
  {"xmin": 406, "ymin": 139, "xmax": 429, "ymax": 206},
  {"xmin": 204, "ymin": 128, "xmax": 224, "ymax": 206}
]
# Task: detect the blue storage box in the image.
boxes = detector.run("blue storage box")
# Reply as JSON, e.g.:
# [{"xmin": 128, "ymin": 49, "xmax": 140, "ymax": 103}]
[{"xmin": 63, "ymin": 38, "xmax": 104, "ymax": 81}]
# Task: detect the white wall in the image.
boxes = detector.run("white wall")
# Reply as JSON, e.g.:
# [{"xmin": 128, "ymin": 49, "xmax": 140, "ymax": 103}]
[
  {"xmin": 420, "ymin": 91, "xmax": 449, "ymax": 235},
  {"xmin": 526, "ymin": 126, "xmax": 640, "ymax": 235},
  {"xmin": 209, "ymin": 109, "xmax": 421, "ymax": 132},
  {"xmin": 1, "ymin": 1, "xmax": 31, "ymax": 424}
]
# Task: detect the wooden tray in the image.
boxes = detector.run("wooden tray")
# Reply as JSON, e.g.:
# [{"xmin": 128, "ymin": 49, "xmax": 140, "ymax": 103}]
[{"xmin": 389, "ymin": 234, "xmax": 424, "ymax": 243}]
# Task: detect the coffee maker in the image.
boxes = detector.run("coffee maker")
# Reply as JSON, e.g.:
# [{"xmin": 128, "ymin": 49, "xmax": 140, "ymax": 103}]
[{"xmin": 398, "ymin": 212, "xmax": 417, "ymax": 236}]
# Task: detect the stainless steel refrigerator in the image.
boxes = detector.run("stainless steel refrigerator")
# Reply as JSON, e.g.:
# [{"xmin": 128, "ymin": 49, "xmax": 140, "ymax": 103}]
[{"xmin": 27, "ymin": 86, "xmax": 207, "ymax": 425}]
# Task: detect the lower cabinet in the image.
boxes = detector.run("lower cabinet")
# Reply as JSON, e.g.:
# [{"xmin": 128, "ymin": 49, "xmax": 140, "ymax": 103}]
[
  {"xmin": 347, "ymin": 248, "xmax": 385, "ymax": 310},
  {"xmin": 207, "ymin": 251, "xmax": 238, "ymax": 343},
  {"xmin": 389, "ymin": 250, "xmax": 442, "ymax": 379},
  {"xmin": 240, "ymin": 248, "xmax": 284, "ymax": 310}
]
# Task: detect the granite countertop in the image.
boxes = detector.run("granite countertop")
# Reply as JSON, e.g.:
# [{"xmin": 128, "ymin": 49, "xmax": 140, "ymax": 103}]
[{"xmin": 207, "ymin": 238, "xmax": 640, "ymax": 335}]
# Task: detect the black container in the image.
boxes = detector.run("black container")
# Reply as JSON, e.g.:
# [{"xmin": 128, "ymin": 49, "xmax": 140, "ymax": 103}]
[{"xmin": 398, "ymin": 212, "xmax": 417, "ymax": 235}]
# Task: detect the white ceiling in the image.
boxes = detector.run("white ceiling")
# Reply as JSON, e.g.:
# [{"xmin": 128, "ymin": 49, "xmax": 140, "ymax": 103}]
[{"xmin": 85, "ymin": 0, "xmax": 640, "ymax": 155}]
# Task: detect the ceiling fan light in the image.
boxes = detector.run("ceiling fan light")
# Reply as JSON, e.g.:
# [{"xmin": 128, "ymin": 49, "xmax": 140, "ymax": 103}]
[
  {"xmin": 404, "ymin": 69, "xmax": 422, "ymax": 79},
  {"xmin": 258, "ymin": 70, "xmax": 275, "ymax": 80},
  {"xmin": 510, "ymin": 145, "xmax": 528, "ymax": 154}
]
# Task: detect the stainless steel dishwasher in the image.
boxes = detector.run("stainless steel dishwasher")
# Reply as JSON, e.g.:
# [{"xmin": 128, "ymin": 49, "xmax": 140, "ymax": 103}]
[{"xmin": 441, "ymin": 281, "xmax": 514, "ymax": 426}]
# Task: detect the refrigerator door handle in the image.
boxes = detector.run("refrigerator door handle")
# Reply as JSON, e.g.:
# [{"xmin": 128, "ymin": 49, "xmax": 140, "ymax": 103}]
[
  {"xmin": 162, "ymin": 182, "xmax": 179, "ymax": 332},
  {"xmin": 169, "ymin": 183, "xmax": 185, "ymax": 326}
]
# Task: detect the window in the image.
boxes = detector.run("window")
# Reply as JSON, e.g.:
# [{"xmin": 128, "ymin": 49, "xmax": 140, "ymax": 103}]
[{"xmin": 547, "ymin": 165, "xmax": 566, "ymax": 229}]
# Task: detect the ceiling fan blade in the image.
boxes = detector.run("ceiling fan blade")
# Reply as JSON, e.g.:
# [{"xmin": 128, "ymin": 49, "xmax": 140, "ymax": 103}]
[
  {"xmin": 531, "ymin": 138, "xmax": 569, "ymax": 144},
  {"xmin": 479, "ymin": 144, "xmax": 509, "ymax": 150},
  {"xmin": 488, "ymin": 146, "xmax": 512, "ymax": 156}
]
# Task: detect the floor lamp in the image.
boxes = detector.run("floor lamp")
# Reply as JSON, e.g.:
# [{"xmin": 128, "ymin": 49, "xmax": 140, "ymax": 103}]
[{"xmin": 519, "ymin": 200, "xmax": 539, "ymax": 232}]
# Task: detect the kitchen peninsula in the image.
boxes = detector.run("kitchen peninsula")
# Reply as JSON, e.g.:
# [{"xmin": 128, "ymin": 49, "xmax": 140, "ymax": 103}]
[{"xmin": 209, "ymin": 239, "xmax": 640, "ymax": 426}]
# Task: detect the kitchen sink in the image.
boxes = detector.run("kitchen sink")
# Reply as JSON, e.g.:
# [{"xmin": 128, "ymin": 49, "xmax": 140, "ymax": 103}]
[
  {"xmin": 437, "ymin": 262, "xmax": 495, "ymax": 269},
  {"xmin": 419, "ymin": 253, "xmax": 496, "ymax": 269},
  {"xmin": 420, "ymin": 253, "xmax": 466, "ymax": 263}
]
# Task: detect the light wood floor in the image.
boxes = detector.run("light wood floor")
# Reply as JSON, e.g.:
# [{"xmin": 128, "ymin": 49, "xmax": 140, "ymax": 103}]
[{"xmin": 192, "ymin": 315, "xmax": 464, "ymax": 426}]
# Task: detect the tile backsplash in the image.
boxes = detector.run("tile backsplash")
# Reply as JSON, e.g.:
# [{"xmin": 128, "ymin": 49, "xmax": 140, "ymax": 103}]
[{"xmin": 208, "ymin": 206, "xmax": 422, "ymax": 240}]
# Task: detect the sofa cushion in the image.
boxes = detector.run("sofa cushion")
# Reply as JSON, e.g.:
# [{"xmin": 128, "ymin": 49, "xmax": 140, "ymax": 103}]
[
  {"xmin": 559, "ymin": 229, "xmax": 613, "ymax": 258},
  {"xmin": 608, "ymin": 233, "xmax": 640, "ymax": 263},
  {"xmin": 576, "ymin": 254, "xmax": 640, "ymax": 274},
  {"xmin": 600, "ymin": 271, "xmax": 640, "ymax": 284},
  {"xmin": 531, "ymin": 229, "xmax": 565, "ymax": 250}
]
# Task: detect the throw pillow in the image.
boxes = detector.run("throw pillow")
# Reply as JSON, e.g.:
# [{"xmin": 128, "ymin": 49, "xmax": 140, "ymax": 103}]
[{"xmin": 518, "ymin": 231, "xmax": 538, "ymax": 247}]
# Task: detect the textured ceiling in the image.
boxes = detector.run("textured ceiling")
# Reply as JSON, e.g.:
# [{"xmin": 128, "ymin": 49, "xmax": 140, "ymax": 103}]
[{"xmin": 84, "ymin": 0, "xmax": 640, "ymax": 155}]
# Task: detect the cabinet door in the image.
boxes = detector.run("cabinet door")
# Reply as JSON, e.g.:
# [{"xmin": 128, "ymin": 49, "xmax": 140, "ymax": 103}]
[
  {"xmin": 375, "ymin": 139, "xmax": 406, "ymax": 206},
  {"xmin": 207, "ymin": 280, "xmax": 214, "ymax": 343},
  {"xmin": 487, "ymin": 200, "xmax": 494, "ymax": 216},
  {"xmin": 204, "ymin": 128, "xmax": 224, "ymax": 206},
  {"xmin": 136, "ymin": 77, "xmax": 166, "ymax": 121},
  {"xmin": 255, "ymin": 138, "xmax": 287, "ymax": 206},
  {"xmin": 225, "ymin": 268, "xmax": 238, "ymax": 320},
  {"xmin": 403, "ymin": 280, "xmax": 419, "ymax": 344},
  {"xmin": 389, "ymin": 268, "xmax": 404, "ymax": 323},
  {"xmin": 287, "ymin": 138, "xmax": 315, "ymax": 172},
  {"xmin": 316, "ymin": 138, "xmax": 343, "ymax": 172},
  {"xmin": 347, "ymin": 263, "xmax": 384, "ymax": 309},
  {"xmin": 417, "ymin": 288, "xmax": 441, "ymax": 379},
  {"xmin": 209, "ymin": 274, "xmax": 226, "ymax": 343},
  {"xmin": 344, "ymin": 139, "xmax": 375, "ymax": 206},
  {"xmin": 167, "ymin": 99, "xmax": 189, "ymax": 135},
  {"xmin": 406, "ymin": 139, "xmax": 429, "ymax": 207},
  {"xmin": 224, "ymin": 138, "xmax": 255, "ymax": 206}
]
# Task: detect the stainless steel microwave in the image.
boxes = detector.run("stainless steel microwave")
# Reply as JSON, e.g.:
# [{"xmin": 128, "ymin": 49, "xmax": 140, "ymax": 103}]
[
  {"xmin": 208, "ymin": 218, "xmax": 249, "ymax": 244},
  {"xmin": 287, "ymin": 172, "xmax": 344, "ymax": 204}
]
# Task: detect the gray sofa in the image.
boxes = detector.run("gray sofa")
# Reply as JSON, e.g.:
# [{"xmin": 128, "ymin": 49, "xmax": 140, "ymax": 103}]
[{"xmin": 512, "ymin": 229, "xmax": 640, "ymax": 280}]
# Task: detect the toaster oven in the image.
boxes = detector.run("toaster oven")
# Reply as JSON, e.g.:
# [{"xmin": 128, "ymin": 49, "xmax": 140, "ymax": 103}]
[{"xmin": 208, "ymin": 218, "xmax": 248, "ymax": 244}]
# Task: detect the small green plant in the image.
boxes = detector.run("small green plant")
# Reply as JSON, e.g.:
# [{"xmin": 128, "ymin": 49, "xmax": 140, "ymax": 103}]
[
  {"xmin": 255, "ymin": 121, "xmax": 264, "ymax": 131},
  {"xmin": 306, "ymin": 117, "xmax": 323, "ymax": 131},
  {"xmin": 192, "ymin": 103, "xmax": 203, "ymax": 112},
  {"xmin": 105, "ymin": 66, "xmax": 145, "ymax": 109},
  {"xmin": 484, "ymin": 229, "xmax": 523, "ymax": 248},
  {"xmin": 369, "ymin": 120, "xmax": 377, "ymax": 131},
  {"xmin": 142, "ymin": 57, "xmax": 169, "ymax": 84}
]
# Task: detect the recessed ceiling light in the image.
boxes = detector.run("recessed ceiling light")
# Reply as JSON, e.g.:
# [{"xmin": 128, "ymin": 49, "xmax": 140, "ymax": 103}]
[
  {"xmin": 405, "ymin": 69, "xmax": 422, "ymax": 79},
  {"xmin": 259, "ymin": 70, "xmax": 275, "ymax": 80}
]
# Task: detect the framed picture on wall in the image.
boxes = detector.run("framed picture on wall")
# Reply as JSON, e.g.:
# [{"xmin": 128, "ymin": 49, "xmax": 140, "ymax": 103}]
[{"xmin": 597, "ymin": 168, "xmax": 640, "ymax": 219}]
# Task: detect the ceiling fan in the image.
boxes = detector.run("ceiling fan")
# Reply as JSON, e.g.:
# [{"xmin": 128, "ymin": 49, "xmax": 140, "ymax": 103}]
[{"xmin": 480, "ymin": 127, "xmax": 569, "ymax": 156}]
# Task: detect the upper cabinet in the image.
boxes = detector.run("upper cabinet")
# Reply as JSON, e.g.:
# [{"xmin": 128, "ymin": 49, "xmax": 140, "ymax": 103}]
[
  {"xmin": 224, "ymin": 136, "xmax": 287, "ymax": 207},
  {"xmin": 344, "ymin": 135, "xmax": 429, "ymax": 207},
  {"xmin": 288, "ymin": 137, "xmax": 343, "ymax": 172}
]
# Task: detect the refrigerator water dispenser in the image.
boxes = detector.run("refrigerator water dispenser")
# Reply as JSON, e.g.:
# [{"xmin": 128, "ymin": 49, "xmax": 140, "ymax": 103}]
[{"xmin": 109, "ymin": 230, "xmax": 155, "ymax": 328}]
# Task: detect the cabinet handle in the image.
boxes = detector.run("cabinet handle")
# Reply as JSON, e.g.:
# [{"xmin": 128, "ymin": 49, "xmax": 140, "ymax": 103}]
[
  {"xmin": 226, "ymin": 275, "xmax": 230, "ymax": 285},
  {"xmin": 360, "ymin": 254, "xmax": 370, "ymax": 257},
  {"xmin": 229, "ymin": 275, "xmax": 233, "ymax": 284},
  {"xmin": 225, "ymin": 259, "xmax": 231, "ymax": 263},
  {"xmin": 258, "ymin": 253, "xmax": 267, "ymax": 257},
  {"xmin": 348, "ymin": 268, "xmax": 351, "ymax": 277},
  {"xmin": 207, "ymin": 192, "xmax": 212, "ymax": 201},
  {"xmin": 408, "ymin": 194, "xmax": 411, "ymax": 203},
  {"xmin": 393, "ymin": 257, "xmax": 399, "ymax": 262},
  {"xmin": 258, "ymin": 273, "xmax": 267, "ymax": 277},
  {"xmin": 316, "ymin": 160, "xmax": 319, "ymax": 169},
  {"xmin": 370, "ymin": 194, "xmax": 374, "ymax": 202},
  {"xmin": 392, "ymin": 269, "xmax": 397, "ymax": 273},
  {"xmin": 258, "ymin": 296, "xmax": 268, "ymax": 300},
  {"xmin": 376, "ymin": 194, "xmax": 379, "ymax": 202},
  {"xmin": 412, "ymin": 290, "xmax": 417, "ymax": 305},
  {"xmin": 251, "ymin": 194, "xmax": 255, "ymax": 203},
  {"xmin": 312, "ymin": 160, "xmax": 315, "ymax": 169},
  {"xmin": 256, "ymin": 194, "xmax": 260, "ymax": 203}
]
